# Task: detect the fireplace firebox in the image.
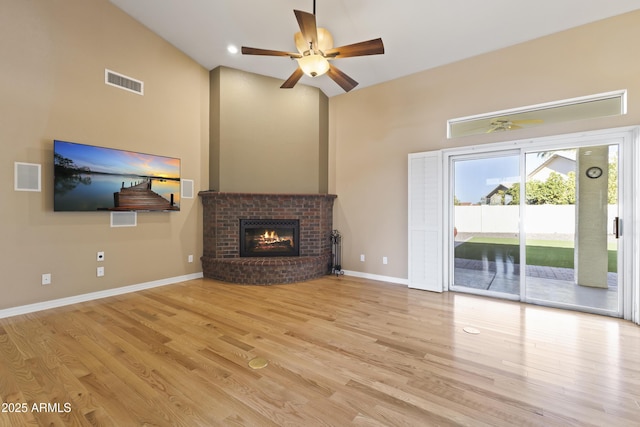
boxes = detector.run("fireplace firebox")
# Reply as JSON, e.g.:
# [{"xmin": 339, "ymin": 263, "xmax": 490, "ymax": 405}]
[{"xmin": 239, "ymin": 219, "xmax": 299, "ymax": 257}]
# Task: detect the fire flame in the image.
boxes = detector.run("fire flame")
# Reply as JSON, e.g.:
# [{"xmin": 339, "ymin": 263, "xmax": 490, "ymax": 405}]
[{"xmin": 261, "ymin": 230, "xmax": 280, "ymax": 244}]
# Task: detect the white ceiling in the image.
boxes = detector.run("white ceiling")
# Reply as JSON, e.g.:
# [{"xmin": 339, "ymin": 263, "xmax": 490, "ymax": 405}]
[{"xmin": 109, "ymin": 0, "xmax": 640, "ymax": 97}]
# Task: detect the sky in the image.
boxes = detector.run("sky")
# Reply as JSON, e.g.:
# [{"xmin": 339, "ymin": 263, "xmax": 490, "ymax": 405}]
[
  {"xmin": 54, "ymin": 140, "xmax": 180, "ymax": 179},
  {"xmin": 454, "ymin": 155, "xmax": 520, "ymax": 204}
]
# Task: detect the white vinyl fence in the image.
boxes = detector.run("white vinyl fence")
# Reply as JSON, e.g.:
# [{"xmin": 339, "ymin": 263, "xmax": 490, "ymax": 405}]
[{"xmin": 454, "ymin": 205, "xmax": 618, "ymax": 234}]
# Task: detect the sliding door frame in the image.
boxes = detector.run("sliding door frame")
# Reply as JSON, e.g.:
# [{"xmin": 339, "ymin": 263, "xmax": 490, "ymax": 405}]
[{"xmin": 436, "ymin": 126, "xmax": 639, "ymax": 321}]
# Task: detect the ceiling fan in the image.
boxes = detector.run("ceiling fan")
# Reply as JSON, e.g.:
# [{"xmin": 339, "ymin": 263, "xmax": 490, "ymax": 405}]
[
  {"xmin": 487, "ymin": 119, "xmax": 544, "ymax": 133},
  {"xmin": 241, "ymin": 0, "xmax": 384, "ymax": 92}
]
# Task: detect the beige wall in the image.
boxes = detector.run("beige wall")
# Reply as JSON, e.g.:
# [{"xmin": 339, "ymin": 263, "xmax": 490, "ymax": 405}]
[
  {"xmin": 3, "ymin": 1, "xmax": 639, "ymax": 310},
  {"xmin": 0, "ymin": 0, "xmax": 209, "ymax": 309},
  {"xmin": 210, "ymin": 66, "xmax": 328, "ymax": 193},
  {"xmin": 329, "ymin": 10, "xmax": 640, "ymax": 279}
]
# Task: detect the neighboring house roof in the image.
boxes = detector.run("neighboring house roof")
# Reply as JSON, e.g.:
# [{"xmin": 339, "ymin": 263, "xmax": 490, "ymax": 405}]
[
  {"xmin": 485, "ymin": 184, "xmax": 509, "ymax": 198},
  {"xmin": 481, "ymin": 184, "xmax": 510, "ymax": 204},
  {"xmin": 527, "ymin": 151, "xmax": 576, "ymax": 181}
]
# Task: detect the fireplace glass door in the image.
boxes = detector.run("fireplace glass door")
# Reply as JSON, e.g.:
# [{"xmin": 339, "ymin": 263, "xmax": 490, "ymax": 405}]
[{"xmin": 240, "ymin": 219, "xmax": 299, "ymax": 257}]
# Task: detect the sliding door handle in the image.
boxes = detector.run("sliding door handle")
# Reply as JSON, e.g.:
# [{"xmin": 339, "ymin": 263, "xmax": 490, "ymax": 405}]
[{"xmin": 613, "ymin": 217, "xmax": 620, "ymax": 239}]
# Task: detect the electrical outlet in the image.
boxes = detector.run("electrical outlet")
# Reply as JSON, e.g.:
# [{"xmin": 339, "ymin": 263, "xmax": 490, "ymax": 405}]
[
  {"xmin": 41, "ymin": 273, "xmax": 51, "ymax": 285},
  {"xmin": 97, "ymin": 266, "xmax": 104, "ymax": 277},
  {"xmin": 383, "ymin": 256, "xmax": 388, "ymax": 265},
  {"xmin": 188, "ymin": 254, "xmax": 194, "ymax": 263},
  {"xmin": 360, "ymin": 254, "xmax": 365, "ymax": 262},
  {"xmin": 97, "ymin": 251, "xmax": 105, "ymax": 262}
]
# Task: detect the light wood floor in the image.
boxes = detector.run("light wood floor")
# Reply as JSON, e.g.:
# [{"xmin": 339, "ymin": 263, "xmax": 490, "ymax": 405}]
[{"xmin": 1, "ymin": 276, "xmax": 639, "ymax": 426}]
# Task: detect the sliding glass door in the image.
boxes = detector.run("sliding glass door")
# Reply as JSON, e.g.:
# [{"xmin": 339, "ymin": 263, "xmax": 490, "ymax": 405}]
[
  {"xmin": 523, "ymin": 144, "xmax": 619, "ymax": 313},
  {"xmin": 451, "ymin": 152, "xmax": 521, "ymax": 298},
  {"xmin": 449, "ymin": 140, "xmax": 622, "ymax": 316}
]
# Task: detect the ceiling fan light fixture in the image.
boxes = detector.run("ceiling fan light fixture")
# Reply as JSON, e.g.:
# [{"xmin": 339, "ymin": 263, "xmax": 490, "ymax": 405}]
[
  {"xmin": 298, "ymin": 54, "xmax": 330, "ymax": 77},
  {"xmin": 294, "ymin": 28, "xmax": 333, "ymax": 54},
  {"xmin": 317, "ymin": 28, "xmax": 334, "ymax": 52}
]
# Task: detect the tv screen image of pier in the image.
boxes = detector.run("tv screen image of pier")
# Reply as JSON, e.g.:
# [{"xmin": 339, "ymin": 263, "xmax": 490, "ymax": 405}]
[{"xmin": 53, "ymin": 140, "xmax": 181, "ymax": 212}]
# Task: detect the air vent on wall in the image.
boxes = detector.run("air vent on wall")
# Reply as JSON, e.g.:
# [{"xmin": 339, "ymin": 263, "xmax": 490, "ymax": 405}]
[
  {"xmin": 111, "ymin": 211, "xmax": 137, "ymax": 227},
  {"xmin": 14, "ymin": 162, "xmax": 41, "ymax": 192},
  {"xmin": 105, "ymin": 69, "xmax": 144, "ymax": 95},
  {"xmin": 181, "ymin": 179, "xmax": 194, "ymax": 199}
]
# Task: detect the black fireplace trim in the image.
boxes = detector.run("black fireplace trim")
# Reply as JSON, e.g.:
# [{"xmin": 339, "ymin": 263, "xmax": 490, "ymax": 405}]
[{"xmin": 239, "ymin": 219, "xmax": 300, "ymax": 257}]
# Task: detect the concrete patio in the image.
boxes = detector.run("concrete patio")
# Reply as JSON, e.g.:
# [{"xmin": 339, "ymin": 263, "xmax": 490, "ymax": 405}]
[
  {"xmin": 454, "ymin": 258, "xmax": 619, "ymax": 312},
  {"xmin": 453, "ymin": 232, "xmax": 619, "ymax": 312}
]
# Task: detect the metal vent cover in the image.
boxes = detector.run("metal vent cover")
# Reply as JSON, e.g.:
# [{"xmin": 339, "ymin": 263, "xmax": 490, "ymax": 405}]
[
  {"xmin": 110, "ymin": 211, "xmax": 137, "ymax": 227},
  {"xmin": 181, "ymin": 179, "xmax": 194, "ymax": 199},
  {"xmin": 105, "ymin": 69, "xmax": 144, "ymax": 95},
  {"xmin": 14, "ymin": 162, "xmax": 41, "ymax": 192}
]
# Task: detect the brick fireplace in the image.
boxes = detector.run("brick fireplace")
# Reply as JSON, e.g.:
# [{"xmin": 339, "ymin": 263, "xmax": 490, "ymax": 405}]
[{"xmin": 199, "ymin": 192, "xmax": 337, "ymax": 284}]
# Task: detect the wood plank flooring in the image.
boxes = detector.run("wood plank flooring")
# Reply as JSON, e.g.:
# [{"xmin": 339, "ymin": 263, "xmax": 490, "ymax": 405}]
[{"xmin": 1, "ymin": 276, "xmax": 639, "ymax": 426}]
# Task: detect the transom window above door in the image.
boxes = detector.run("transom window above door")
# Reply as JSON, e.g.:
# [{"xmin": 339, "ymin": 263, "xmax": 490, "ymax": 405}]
[{"xmin": 447, "ymin": 90, "xmax": 627, "ymax": 138}]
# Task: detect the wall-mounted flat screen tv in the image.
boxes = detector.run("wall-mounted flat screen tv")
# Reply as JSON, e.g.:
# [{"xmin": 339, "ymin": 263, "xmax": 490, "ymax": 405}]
[{"xmin": 54, "ymin": 140, "xmax": 181, "ymax": 212}]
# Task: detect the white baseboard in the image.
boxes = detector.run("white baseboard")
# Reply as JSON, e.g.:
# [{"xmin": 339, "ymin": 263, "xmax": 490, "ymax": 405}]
[
  {"xmin": 342, "ymin": 270, "xmax": 409, "ymax": 286},
  {"xmin": 0, "ymin": 272, "xmax": 204, "ymax": 320}
]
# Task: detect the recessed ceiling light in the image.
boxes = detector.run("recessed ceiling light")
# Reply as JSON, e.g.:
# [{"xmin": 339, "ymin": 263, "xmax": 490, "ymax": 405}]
[{"xmin": 227, "ymin": 45, "xmax": 239, "ymax": 54}]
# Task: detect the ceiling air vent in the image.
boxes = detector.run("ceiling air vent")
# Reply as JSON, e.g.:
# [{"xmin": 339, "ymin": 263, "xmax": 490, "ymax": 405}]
[{"xmin": 105, "ymin": 69, "xmax": 144, "ymax": 95}]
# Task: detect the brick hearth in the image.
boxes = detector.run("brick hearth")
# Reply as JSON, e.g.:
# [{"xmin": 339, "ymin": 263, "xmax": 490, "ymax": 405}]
[{"xmin": 199, "ymin": 192, "xmax": 337, "ymax": 284}]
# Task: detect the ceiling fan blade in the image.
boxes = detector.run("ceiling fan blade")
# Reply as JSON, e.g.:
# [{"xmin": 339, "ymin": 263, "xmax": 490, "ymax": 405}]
[
  {"xmin": 280, "ymin": 67, "xmax": 304, "ymax": 89},
  {"xmin": 326, "ymin": 64, "xmax": 358, "ymax": 92},
  {"xmin": 294, "ymin": 9, "xmax": 319, "ymax": 51},
  {"xmin": 324, "ymin": 38, "xmax": 385, "ymax": 58},
  {"xmin": 241, "ymin": 46, "xmax": 301, "ymax": 59}
]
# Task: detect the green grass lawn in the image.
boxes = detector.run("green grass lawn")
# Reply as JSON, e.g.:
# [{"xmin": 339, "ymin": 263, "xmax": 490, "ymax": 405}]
[{"xmin": 455, "ymin": 237, "xmax": 617, "ymax": 272}]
